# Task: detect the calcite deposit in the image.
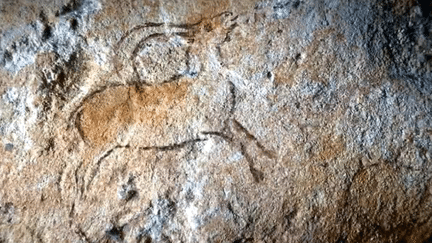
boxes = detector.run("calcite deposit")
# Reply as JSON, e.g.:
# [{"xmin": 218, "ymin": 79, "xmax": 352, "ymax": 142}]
[{"xmin": 0, "ymin": 0, "xmax": 431, "ymax": 242}]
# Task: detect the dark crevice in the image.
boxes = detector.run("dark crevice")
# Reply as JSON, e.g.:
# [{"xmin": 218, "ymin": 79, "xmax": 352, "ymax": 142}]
[
  {"xmin": 3, "ymin": 50, "xmax": 12, "ymax": 63},
  {"xmin": 74, "ymin": 226, "xmax": 90, "ymax": 243},
  {"xmin": 267, "ymin": 71, "xmax": 272, "ymax": 79},
  {"xmin": 105, "ymin": 225, "xmax": 124, "ymax": 241},
  {"xmin": 284, "ymin": 208, "xmax": 297, "ymax": 228},
  {"xmin": 418, "ymin": 0, "xmax": 432, "ymax": 19},
  {"xmin": 42, "ymin": 25, "xmax": 53, "ymax": 41},
  {"xmin": 424, "ymin": 234, "xmax": 432, "ymax": 243},
  {"xmin": 292, "ymin": 0, "xmax": 301, "ymax": 9},
  {"xmin": 56, "ymin": 0, "xmax": 83, "ymax": 17},
  {"xmin": 70, "ymin": 18, "xmax": 79, "ymax": 31}
]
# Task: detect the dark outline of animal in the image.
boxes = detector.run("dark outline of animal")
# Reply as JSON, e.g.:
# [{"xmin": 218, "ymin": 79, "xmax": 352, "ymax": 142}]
[{"xmin": 68, "ymin": 12, "xmax": 275, "ymax": 196}]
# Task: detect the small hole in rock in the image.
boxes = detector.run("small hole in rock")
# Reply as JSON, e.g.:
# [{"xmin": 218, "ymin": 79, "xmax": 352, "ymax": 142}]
[
  {"xmin": 106, "ymin": 225, "xmax": 123, "ymax": 241},
  {"xmin": 42, "ymin": 25, "xmax": 52, "ymax": 41},
  {"xmin": 70, "ymin": 18, "xmax": 78, "ymax": 30},
  {"xmin": 292, "ymin": 0, "xmax": 301, "ymax": 9},
  {"xmin": 3, "ymin": 51, "xmax": 12, "ymax": 62},
  {"xmin": 267, "ymin": 72, "xmax": 272, "ymax": 78}
]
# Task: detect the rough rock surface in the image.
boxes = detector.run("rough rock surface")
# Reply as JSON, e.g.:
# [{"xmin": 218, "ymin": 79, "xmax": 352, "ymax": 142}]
[{"xmin": 0, "ymin": 0, "xmax": 431, "ymax": 242}]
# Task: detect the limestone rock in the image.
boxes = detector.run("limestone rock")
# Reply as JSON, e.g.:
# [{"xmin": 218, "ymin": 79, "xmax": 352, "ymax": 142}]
[{"xmin": 0, "ymin": 0, "xmax": 431, "ymax": 242}]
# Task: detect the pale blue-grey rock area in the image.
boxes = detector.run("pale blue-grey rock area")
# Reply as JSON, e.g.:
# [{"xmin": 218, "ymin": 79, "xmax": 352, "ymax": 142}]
[{"xmin": 0, "ymin": 0, "xmax": 431, "ymax": 242}]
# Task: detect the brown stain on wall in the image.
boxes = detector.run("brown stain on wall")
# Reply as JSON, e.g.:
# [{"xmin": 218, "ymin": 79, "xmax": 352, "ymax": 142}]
[
  {"xmin": 303, "ymin": 28, "xmax": 344, "ymax": 85},
  {"xmin": 131, "ymin": 81, "xmax": 189, "ymax": 125},
  {"xmin": 390, "ymin": 0, "xmax": 416, "ymax": 15},
  {"xmin": 348, "ymin": 163, "xmax": 406, "ymax": 234},
  {"xmin": 274, "ymin": 59, "xmax": 298, "ymax": 87},
  {"xmin": 79, "ymin": 81, "xmax": 189, "ymax": 147},
  {"xmin": 313, "ymin": 134, "xmax": 345, "ymax": 162},
  {"xmin": 80, "ymin": 86, "xmax": 132, "ymax": 147}
]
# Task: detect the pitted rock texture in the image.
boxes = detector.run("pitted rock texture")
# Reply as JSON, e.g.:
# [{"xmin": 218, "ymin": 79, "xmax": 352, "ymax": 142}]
[{"xmin": 0, "ymin": 0, "xmax": 432, "ymax": 242}]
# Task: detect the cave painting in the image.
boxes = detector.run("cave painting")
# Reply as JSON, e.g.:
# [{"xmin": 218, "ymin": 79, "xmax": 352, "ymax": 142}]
[{"xmin": 71, "ymin": 12, "xmax": 274, "ymax": 192}]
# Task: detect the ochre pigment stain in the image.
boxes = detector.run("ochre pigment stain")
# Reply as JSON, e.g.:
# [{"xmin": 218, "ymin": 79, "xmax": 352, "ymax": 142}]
[{"xmin": 79, "ymin": 81, "xmax": 189, "ymax": 147}]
